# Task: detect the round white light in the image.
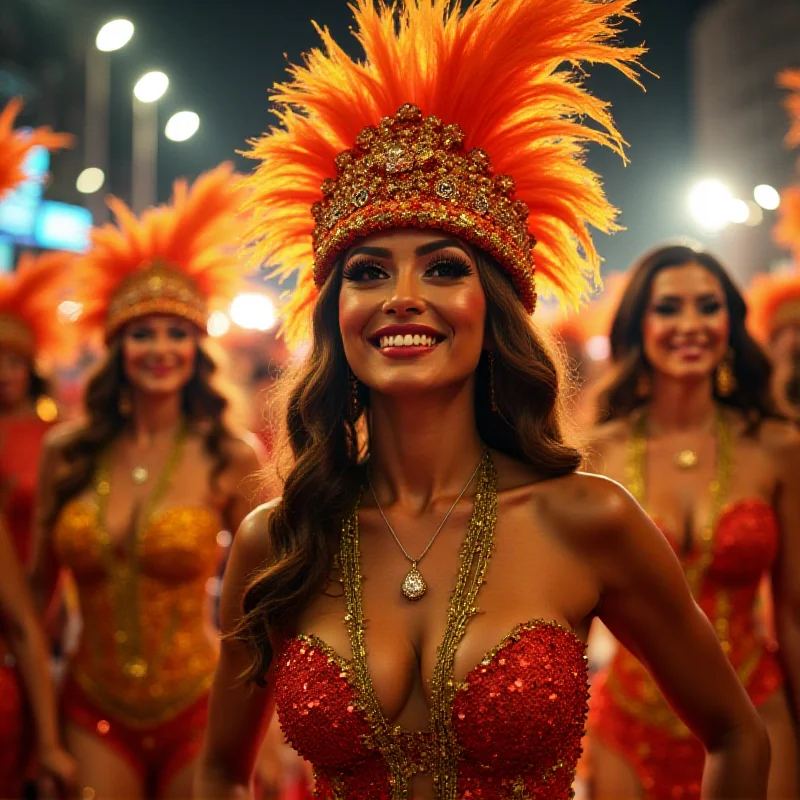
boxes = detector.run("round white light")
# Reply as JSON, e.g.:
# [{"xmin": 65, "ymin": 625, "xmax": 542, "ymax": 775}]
[
  {"xmin": 57, "ymin": 300, "xmax": 83, "ymax": 323},
  {"xmin": 754, "ymin": 184, "xmax": 781, "ymax": 211},
  {"xmin": 133, "ymin": 71, "xmax": 169, "ymax": 103},
  {"xmin": 76, "ymin": 167, "xmax": 105, "ymax": 194},
  {"xmin": 95, "ymin": 19, "xmax": 134, "ymax": 52},
  {"xmin": 165, "ymin": 111, "xmax": 200, "ymax": 142},
  {"xmin": 726, "ymin": 198, "xmax": 750, "ymax": 225},
  {"xmin": 688, "ymin": 179, "xmax": 733, "ymax": 232},
  {"xmin": 230, "ymin": 293, "xmax": 277, "ymax": 331},
  {"xmin": 207, "ymin": 310, "xmax": 231, "ymax": 338},
  {"xmin": 744, "ymin": 201, "xmax": 764, "ymax": 227},
  {"xmin": 585, "ymin": 335, "xmax": 610, "ymax": 362},
  {"xmin": 216, "ymin": 530, "xmax": 233, "ymax": 548}
]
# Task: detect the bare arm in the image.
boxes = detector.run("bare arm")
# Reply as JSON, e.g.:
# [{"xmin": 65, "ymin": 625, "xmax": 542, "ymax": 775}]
[
  {"xmin": 583, "ymin": 476, "xmax": 770, "ymax": 799},
  {"xmin": 196, "ymin": 503, "xmax": 277, "ymax": 799},
  {"xmin": 770, "ymin": 429, "xmax": 800, "ymax": 728},
  {"xmin": 0, "ymin": 517, "xmax": 77, "ymax": 792},
  {"xmin": 29, "ymin": 426, "xmax": 72, "ymax": 612}
]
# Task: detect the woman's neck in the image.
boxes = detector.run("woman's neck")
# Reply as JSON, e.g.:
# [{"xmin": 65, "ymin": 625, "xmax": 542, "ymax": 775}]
[
  {"xmin": 647, "ymin": 373, "xmax": 717, "ymax": 435},
  {"xmin": 127, "ymin": 391, "xmax": 183, "ymax": 447},
  {"xmin": 366, "ymin": 382, "xmax": 484, "ymax": 511}
]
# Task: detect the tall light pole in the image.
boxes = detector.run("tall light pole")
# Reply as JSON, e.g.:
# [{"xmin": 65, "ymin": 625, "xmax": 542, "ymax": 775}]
[
  {"xmin": 84, "ymin": 19, "xmax": 134, "ymax": 220},
  {"xmin": 131, "ymin": 71, "xmax": 168, "ymax": 213}
]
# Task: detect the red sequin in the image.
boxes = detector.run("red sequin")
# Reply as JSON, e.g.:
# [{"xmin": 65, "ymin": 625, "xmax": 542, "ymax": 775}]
[
  {"xmin": 590, "ymin": 500, "xmax": 785, "ymax": 800},
  {"xmin": 274, "ymin": 622, "xmax": 588, "ymax": 798}
]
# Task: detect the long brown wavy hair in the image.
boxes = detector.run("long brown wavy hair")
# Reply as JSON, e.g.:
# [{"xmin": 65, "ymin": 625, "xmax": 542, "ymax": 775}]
[
  {"xmin": 596, "ymin": 244, "xmax": 777, "ymax": 425},
  {"xmin": 238, "ymin": 249, "xmax": 583, "ymax": 685},
  {"xmin": 47, "ymin": 336, "xmax": 234, "ymax": 529}
]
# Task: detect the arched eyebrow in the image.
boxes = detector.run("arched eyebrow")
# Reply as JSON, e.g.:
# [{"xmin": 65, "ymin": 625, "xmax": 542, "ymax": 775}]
[{"xmin": 346, "ymin": 238, "xmax": 470, "ymax": 260}]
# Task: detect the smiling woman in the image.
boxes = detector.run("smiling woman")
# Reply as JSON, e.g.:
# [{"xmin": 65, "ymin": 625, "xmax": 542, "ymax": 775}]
[
  {"xmin": 588, "ymin": 243, "xmax": 800, "ymax": 799},
  {"xmin": 30, "ymin": 163, "xmax": 263, "ymax": 800},
  {"xmin": 197, "ymin": 2, "xmax": 771, "ymax": 799}
]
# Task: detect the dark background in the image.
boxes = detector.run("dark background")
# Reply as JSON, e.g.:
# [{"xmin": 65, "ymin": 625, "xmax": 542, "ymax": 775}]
[{"xmin": 4, "ymin": 0, "xmax": 713, "ymax": 277}]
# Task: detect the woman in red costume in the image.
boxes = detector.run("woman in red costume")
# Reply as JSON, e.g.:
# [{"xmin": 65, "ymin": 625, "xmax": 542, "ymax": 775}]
[
  {"xmin": 31, "ymin": 163, "xmax": 262, "ymax": 799},
  {"xmin": 197, "ymin": 2, "xmax": 770, "ymax": 798},
  {"xmin": 0, "ymin": 96, "xmax": 76, "ymax": 797},
  {"xmin": 587, "ymin": 243, "xmax": 800, "ymax": 799}
]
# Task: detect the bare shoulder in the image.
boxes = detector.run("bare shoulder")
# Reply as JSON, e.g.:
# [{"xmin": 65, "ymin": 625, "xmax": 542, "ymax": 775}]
[
  {"xmin": 530, "ymin": 470, "xmax": 643, "ymax": 553},
  {"xmin": 231, "ymin": 497, "xmax": 281, "ymax": 571},
  {"xmin": 42, "ymin": 418, "xmax": 86, "ymax": 460},
  {"xmin": 225, "ymin": 431, "xmax": 265, "ymax": 470},
  {"xmin": 754, "ymin": 419, "xmax": 800, "ymax": 480}
]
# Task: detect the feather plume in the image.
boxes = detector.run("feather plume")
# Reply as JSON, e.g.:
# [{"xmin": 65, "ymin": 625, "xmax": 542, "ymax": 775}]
[
  {"xmin": 0, "ymin": 98, "xmax": 74, "ymax": 201},
  {"xmin": 0, "ymin": 249, "xmax": 77, "ymax": 361},
  {"xmin": 76, "ymin": 162, "xmax": 249, "ymax": 337},
  {"xmin": 747, "ymin": 270, "xmax": 800, "ymax": 344},
  {"xmin": 241, "ymin": 0, "xmax": 645, "ymax": 345}
]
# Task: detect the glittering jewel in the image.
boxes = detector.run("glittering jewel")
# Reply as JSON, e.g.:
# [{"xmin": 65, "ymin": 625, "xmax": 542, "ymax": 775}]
[
  {"xmin": 401, "ymin": 563, "xmax": 427, "ymax": 601},
  {"xmin": 675, "ymin": 449, "xmax": 699, "ymax": 470},
  {"xmin": 368, "ymin": 454, "xmax": 484, "ymax": 602},
  {"xmin": 131, "ymin": 466, "xmax": 149, "ymax": 484}
]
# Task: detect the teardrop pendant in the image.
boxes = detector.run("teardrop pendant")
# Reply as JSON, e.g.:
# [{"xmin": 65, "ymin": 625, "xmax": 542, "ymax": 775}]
[{"xmin": 401, "ymin": 563, "xmax": 427, "ymax": 601}]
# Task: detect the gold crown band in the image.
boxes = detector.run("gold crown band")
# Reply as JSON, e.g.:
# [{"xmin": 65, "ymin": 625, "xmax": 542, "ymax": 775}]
[
  {"xmin": 311, "ymin": 104, "xmax": 537, "ymax": 312},
  {"xmin": 0, "ymin": 314, "xmax": 35, "ymax": 357},
  {"xmin": 105, "ymin": 263, "xmax": 208, "ymax": 340}
]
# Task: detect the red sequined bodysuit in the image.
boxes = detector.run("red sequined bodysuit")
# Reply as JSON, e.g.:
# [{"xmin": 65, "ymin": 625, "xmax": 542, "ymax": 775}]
[
  {"xmin": 590, "ymin": 499, "xmax": 783, "ymax": 799},
  {"xmin": 274, "ymin": 456, "xmax": 590, "ymax": 799}
]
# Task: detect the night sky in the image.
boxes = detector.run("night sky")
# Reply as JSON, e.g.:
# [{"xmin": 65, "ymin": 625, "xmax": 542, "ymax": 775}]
[{"xmin": 99, "ymin": 0, "xmax": 708, "ymax": 279}]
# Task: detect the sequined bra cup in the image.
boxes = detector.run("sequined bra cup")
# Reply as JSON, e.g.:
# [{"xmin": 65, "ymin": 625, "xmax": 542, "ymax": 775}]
[
  {"xmin": 54, "ymin": 500, "xmax": 221, "ymax": 728},
  {"xmin": 273, "ymin": 454, "xmax": 590, "ymax": 799},
  {"xmin": 604, "ymin": 499, "xmax": 782, "ymax": 735}
]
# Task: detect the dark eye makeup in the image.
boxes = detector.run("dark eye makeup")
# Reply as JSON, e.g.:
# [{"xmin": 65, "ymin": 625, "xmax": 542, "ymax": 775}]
[{"xmin": 342, "ymin": 252, "xmax": 474, "ymax": 282}]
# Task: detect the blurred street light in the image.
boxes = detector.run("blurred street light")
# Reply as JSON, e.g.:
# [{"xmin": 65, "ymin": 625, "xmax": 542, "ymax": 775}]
[
  {"xmin": 134, "ymin": 71, "xmax": 169, "ymax": 103},
  {"xmin": 207, "ymin": 311, "xmax": 231, "ymax": 338},
  {"xmin": 689, "ymin": 179, "xmax": 733, "ymax": 231},
  {"xmin": 754, "ymin": 184, "xmax": 781, "ymax": 211},
  {"xmin": 95, "ymin": 19, "xmax": 134, "ymax": 52},
  {"xmin": 726, "ymin": 198, "xmax": 750, "ymax": 225},
  {"xmin": 76, "ymin": 167, "xmax": 105, "ymax": 194},
  {"xmin": 230, "ymin": 294, "xmax": 277, "ymax": 331},
  {"xmin": 165, "ymin": 111, "xmax": 200, "ymax": 142}
]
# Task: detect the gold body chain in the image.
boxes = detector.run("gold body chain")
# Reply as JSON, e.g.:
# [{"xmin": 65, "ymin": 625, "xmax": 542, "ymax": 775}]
[{"xmin": 338, "ymin": 451, "xmax": 498, "ymax": 798}]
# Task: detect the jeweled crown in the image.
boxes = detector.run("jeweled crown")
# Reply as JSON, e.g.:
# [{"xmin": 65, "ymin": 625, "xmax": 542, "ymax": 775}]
[
  {"xmin": 311, "ymin": 104, "xmax": 538, "ymax": 312},
  {"xmin": 106, "ymin": 263, "xmax": 207, "ymax": 340}
]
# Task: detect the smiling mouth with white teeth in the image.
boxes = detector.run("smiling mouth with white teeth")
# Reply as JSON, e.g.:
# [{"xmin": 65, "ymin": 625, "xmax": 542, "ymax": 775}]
[{"xmin": 378, "ymin": 334, "xmax": 439, "ymax": 349}]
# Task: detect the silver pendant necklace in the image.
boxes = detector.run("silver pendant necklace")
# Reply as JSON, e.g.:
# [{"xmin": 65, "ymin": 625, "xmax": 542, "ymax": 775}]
[{"xmin": 367, "ymin": 454, "xmax": 484, "ymax": 601}]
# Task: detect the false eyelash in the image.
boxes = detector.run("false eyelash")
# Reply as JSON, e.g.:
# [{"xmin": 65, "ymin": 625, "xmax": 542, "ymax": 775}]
[
  {"xmin": 426, "ymin": 253, "xmax": 474, "ymax": 277},
  {"xmin": 342, "ymin": 259, "xmax": 386, "ymax": 281}
]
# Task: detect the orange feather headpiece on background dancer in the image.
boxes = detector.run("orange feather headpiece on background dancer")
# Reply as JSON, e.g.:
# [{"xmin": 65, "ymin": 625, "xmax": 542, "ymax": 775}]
[
  {"xmin": 76, "ymin": 162, "xmax": 249, "ymax": 342},
  {"xmin": 0, "ymin": 98, "xmax": 74, "ymax": 201},
  {"xmin": 747, "ymin": 271, "xmax": 800, "ymax": 346},
  {"xmin": 0, "ymin": 250, "xmax": 77, "ymax": 365},
  {"xmin": 778, "ymin": 69, "xmax": 800, "ymax": 150},
  {"xmin": 240, "ymin": 0, "xmax": 646, "ymax": 346}
]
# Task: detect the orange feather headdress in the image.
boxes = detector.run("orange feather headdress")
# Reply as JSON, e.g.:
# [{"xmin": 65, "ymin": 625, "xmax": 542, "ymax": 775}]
[
  {"xmin": 773, "ymin": 185, "xmax": 800, "ymax": 267},
  {"xmin": 0, "ymin": 250, "xmax": 77, "ymax": 363},
  {"xmin": 76, "ymin": 163, "xmax": 249, "ymax": 341},
  {"xmin": 778, "ymin": 69, "xmax": 800, "ymax": 150},
  {"xmin": 241, "ymin": 0, "xmax": 645, "ymax": 345},
  {"xmin": 0, "ymin": 98, "xmax": 74, "ymax": 201},
  {"xmin": 747, "ymin": 271, "xmax": 800, "ymax": 345}
]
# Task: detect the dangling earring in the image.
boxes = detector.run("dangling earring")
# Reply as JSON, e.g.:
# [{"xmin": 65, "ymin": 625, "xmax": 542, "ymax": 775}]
[
  {"xmin": 118, "ymin": 386, "xmax": 133, "ymax": 417},
  {"xmin": 349, "ymin": 371, "xmax": 362, "ymax": 420},
  {"xmin": 487, "ymin": 351, "xmax": 498, "ymax": 413},
  {"xmin": 635, "ymin": 371, "xmax": 651, "ymax": 400},
  {"xmin": 715, "ymin": 348, "xmax": 736, "ymax": 397}
]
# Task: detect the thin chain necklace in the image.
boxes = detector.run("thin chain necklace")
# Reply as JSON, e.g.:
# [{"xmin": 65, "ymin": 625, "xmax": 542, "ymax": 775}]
[{"xmin": 367, "ymin": 452, "xmax": 485, "ymax": 601}]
